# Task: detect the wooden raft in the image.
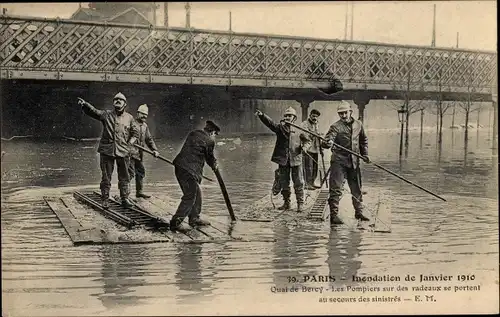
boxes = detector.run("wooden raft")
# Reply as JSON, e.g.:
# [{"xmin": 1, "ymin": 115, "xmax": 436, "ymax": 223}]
[
  {"xmin": 238, "ymin": 185, "xmax": 392, "ymax": 233},
  {"xmin": 237, "ymin": 188, "xmax": 325, "ymax": 222},
  {"xmin": 43, "ymin": 197, "xmax": 103, "ymax": 245},
  {"xmin": 44, "ymin": 192, "xmax": 277, "ymax": 245}
]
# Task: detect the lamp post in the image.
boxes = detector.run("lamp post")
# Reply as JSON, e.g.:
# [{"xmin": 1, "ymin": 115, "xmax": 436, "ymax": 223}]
[
  {"xmin": 397, "ymin": 105, "xmax": 407, "ymax": 157},
  {"xmin": 185, "ymin": 2, "xmax": 191, "ymax": 28}
]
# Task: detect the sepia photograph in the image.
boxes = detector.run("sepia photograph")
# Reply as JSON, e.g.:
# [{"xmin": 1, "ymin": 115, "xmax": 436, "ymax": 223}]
[{"xmin": 1, "ymin": 1, "xmax": 498, "ymax": 316}]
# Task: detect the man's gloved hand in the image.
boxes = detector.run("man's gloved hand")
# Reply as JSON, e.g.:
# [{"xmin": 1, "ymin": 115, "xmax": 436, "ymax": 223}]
[
  {"xmin": 153, "ymin": 151, "xmax": 159, "ymax": 158},
  {"xmin": 322, "ymin": 140, "xmax": 334, "ymax": 148},
  {"xmin": 254, "ymin": 109, "xmax": 263, "ymax": 117},
  {"xmin": 362, "ymin": 155, "xmax": 371, "ymax": 163},
  {"xmin": 77, "ymin": 97, "xmax": 86, "ymax": 106},
  {"xmin": 212, "ymin": 163, "xmax": 219, "ymax": 171},
  {"xmin": 128, "ymin": 142, "xmax": 136, "ymax": 152}
]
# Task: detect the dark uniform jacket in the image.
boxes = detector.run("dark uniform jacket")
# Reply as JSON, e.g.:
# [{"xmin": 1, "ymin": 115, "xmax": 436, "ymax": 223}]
[
  {"xmin": 130, "ymin": 120, "xmax": 158, "ymax": 161},
  {"xmin": 81, "ymin": 102, "xmax": 138, "ymax": 158},
  {"xmin": 324, "ymin": 118, "xmax": 368, "ymax": 169},
  {"xmin": 173, "ymin": 129, "xmax": 217, "ymax": 183},
  {"xmin": 258, "ymin": 113, "xmax": 310, "ymax": 167}
]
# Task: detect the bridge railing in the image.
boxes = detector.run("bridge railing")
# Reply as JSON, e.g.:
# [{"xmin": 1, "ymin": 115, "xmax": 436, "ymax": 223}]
[{"xmin": 0, "ymin": 15, "xmax": 496, "ymax": 90}]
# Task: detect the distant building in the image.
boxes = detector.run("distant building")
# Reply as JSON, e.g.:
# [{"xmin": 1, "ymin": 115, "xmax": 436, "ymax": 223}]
[{"xmin": 69, "ymin": 2, "xmax": 157, "ymax": 25}]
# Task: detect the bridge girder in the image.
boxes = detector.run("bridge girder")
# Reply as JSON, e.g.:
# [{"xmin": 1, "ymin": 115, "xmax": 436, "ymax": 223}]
[{"xmin": 0, "ymin": 14, "xmax": 496, "ymax": 102}]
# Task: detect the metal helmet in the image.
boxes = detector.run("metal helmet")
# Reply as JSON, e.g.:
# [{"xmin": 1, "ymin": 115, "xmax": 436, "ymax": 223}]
[
  {"xmin": 283, "ymin": 106, "xmax": 297, "ymax": 118},
  {"xmin": 113, "ymin": 92, "xmax": 127, "ymax": 102},
  {"xmin": 337, "ymin": 101, "xmax": 352, "ymax": 112},
  {"xmin": 137, "ymin": 104, "xmax": 148, "ymax": 115}
]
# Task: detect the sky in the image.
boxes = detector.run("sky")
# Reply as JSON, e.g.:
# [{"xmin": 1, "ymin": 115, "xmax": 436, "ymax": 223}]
[{"xmin": 0, "ymin": 1, "xmax": 497, "ymax": 51}]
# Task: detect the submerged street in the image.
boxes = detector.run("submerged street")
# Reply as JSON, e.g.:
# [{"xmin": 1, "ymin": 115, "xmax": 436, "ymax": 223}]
[{"xmin": 1, "ymin": 129, "xmax": 498, "ymax": 315}]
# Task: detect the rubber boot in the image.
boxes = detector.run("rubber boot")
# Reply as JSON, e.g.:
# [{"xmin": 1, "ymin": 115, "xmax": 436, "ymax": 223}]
[
  {"xmin": 189, "ymin": 217, "xmax": 211, "ymax": 227},
  {"xmin": 278, "ymin": 197, "xmax": 290, "ymax": 210},
  {"xmin": 329, "ymin": 200, "xmax": 343, "ymax": 225},
  {"xmin": 355, "ymin": 210, "xmax": 370, "ymax": 221},
  {"xmin": 135, "ymin": 179, "xmax": 151, "ymax": 199},
  {"xmin": 278, "ymin": 191, "xmax": 290, "ymax": 210},
  {"xmin": 295, "ymin": 184, "xmax": 305, "ymax": 212},
  {"xmin": 119, "ymin": 183, "xmax": 134, "ymax": 208},
  {"xmin": 101, "ymin": 188, "xmax": 110, "ymax": 209},
  {"xmin": 296, "ymin": 201, "xmax": 304, "ymax": 212},
  {"xmin": 170, "ymin": 217, "xmax": 189, "ymax": 232},
  {"xmin": 296, "ymin": 193, "xmax": 305, "ymax": 212},
  {"xmin": 102, "ymin": 199, "xmax": 110, "ymax": 209},
  {"xmin": 352, "ymin": 196, "xmax": 369, "ymax": 221}
]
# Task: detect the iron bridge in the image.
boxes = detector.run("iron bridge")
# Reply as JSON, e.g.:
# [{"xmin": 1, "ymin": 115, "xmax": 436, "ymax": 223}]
[{"xmin": 0, "ymin": 14, "xmax": 497, "ymax": 100}]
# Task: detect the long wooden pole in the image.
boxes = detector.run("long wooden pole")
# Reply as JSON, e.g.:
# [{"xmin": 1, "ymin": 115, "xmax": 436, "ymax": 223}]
[
  {"xmin": 213, "ymin": 168, "xmax": 237, "ymax": 221},
  {"xmin": 285, "ymin": 121, "xmax": 447, "ymax": 202},
  {"xmin": 134, "ymin": 144, "xmax": 215, "ymax": 182},
  {"xmin": 319, "ymin": 148, "xmax": 328, "ymax": 188}
]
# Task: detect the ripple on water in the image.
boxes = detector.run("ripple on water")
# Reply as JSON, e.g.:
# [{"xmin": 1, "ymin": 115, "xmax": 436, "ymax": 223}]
[{"xmin": 1, "ymin": 135, "xmax": 498, "ymax": 315}]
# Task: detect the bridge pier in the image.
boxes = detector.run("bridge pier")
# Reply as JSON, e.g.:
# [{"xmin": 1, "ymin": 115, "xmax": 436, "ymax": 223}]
[
  {"xmin": 297, "ymin": 98, "xmax": 314, "ymax": 122},
  {"xmin": 353, "ymin": 94, "xmax": 370, "ymax": 123}
]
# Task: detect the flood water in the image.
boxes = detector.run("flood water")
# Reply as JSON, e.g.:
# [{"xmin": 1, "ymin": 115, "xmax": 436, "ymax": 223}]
[{"xmin": 1, "ymin": 128, "xmax": 498, "ymax": 315}]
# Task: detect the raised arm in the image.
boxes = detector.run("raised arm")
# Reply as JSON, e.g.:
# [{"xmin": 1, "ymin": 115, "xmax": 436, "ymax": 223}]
[
  {"xmin": 255, "ymin": 110, "xmax": 279, "ymax": 133},
  {"xmin": 78, "ymin": 98, "xmax": 105, "ymax": 121}
]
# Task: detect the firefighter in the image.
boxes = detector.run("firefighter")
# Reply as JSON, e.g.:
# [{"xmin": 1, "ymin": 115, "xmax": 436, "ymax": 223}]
[
  {"xmin": 169, "ymin": 120, "xmax": 220, "ymax": 231},
  {"xmin": 78, "ymin": 92, "xmax": 139, "ymax": 208},
  {"xmin": 300, "ymin": 109, "xmax": 322, "ymax": 189},
  {"xmin": 128, "ymin": 104, "xmax": 159, "ymax": 199},
  {"xmin": 323, "ymin": 101, "xmax": 370, "ymax": 225},
  {"xmin": 255, "ymin": 107, "xmax": 311, "ymax": 212}
]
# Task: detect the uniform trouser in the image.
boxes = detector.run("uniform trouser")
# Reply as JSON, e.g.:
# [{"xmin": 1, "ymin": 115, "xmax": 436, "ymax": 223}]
[
  {"xmin": 328, "ymin": 161, "xmax": 363, "ymax": 213},
  {"xmin": 171, "ymin": 166, "xmax": 202, "ymax": 224},
  {"xmin": 303, "ymin": 152, "xmax": 319, "ymax": 186},
  {"xmin": 99, "ymin": 154, "xmax": 130, "ymax": 200},
  {"xmin": 279, "ymin": 163, "xmax": 304, "ymax": 204},
  {"xmin": 128, "ymin": 158, "xmax": 146, "ymax": 193}
]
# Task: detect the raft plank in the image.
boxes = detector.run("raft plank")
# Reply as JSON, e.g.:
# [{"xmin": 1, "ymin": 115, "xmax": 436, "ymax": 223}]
[
  {"xmin": 238, "ymin": 189, "xmax": 322, "ymax": 221},
  {"xmin": 144, "ymin": 195, "xmax": 230, "ymax": 240},
  {"xmin": 144, "ymin": 195, "xmax": 276, "ymax": 241},
  {"xmin": 130, "ymin": 197, "xmax": 197, "ymax": 242},
  {"xmin": 308, "ymin": 189, "xmax": 330, "ymax": 221},
  {"xmin": 44, "ymin": 197, "xmax": 103, "ymax": 245},
  {"xmin": 54, "ymin": 192, "xmax": 278, "ymax": 244}
]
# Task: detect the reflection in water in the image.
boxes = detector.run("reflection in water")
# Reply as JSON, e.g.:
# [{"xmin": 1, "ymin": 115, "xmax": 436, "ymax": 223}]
[
  {"xmin": 476, "ymin": 127, "xmax": 481, "ymax": 146},
  {"xmin": 492, "ymin": 148, "xmax": 498, "ymax": 187},
  {"xmin": 271, "ymin": 221, "xmax": 320, "ymax": 288},
  {"xmin": 174, "ymin": 244, "xmax": 213, "ymax": 304},
  {"xmin": 437, "ymin": 141, "xmax": 443, "ymax": 166},
  {"xmin": 0, "ymin": 128, "xmax": 498, "ymax": 316},
  {"xmin": 436, "ymin": 139, "xmax": 443, "ymax": 165},
  {"xmin": 327, "ymin": 229, "xmax": 362, "ymax": 287},
  {"xmin": 451, "ymin": 129, "xmax": 455, "ymax": 149},
  {"xmin": 463, "ymin": 132, "xmax": 469, "ymax": 169},
  {"xmin": 97, "ymin": 245, "xmax": 148, "ymax": 309}
]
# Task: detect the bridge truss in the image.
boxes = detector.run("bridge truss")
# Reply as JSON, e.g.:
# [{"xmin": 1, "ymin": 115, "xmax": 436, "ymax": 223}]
[{"xmin": 0, "ymin": 15, "xmax": 496, "ymax": 98}]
